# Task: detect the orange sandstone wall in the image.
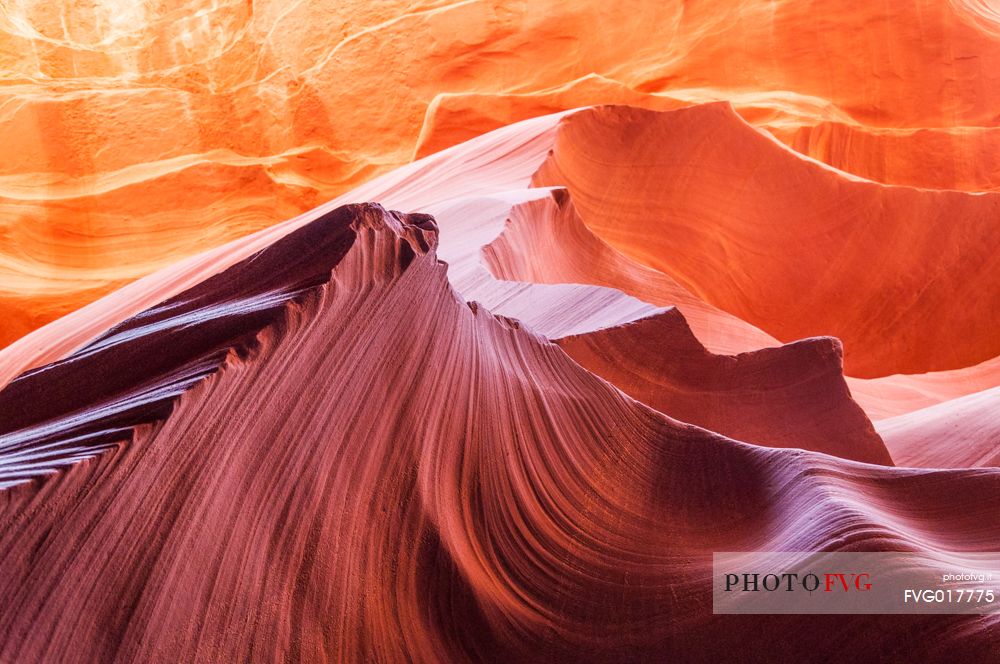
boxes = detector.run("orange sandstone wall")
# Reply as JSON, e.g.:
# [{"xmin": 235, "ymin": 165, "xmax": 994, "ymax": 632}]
[{"xmin": 4, "ymin": 0, "xmax": 1000, "ymax": 347}]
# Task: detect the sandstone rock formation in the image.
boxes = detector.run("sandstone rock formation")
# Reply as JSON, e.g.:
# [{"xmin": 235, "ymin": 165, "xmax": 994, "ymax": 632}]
[{"xmin": 4, "ymin": 1, "xmax": 1000, "ymax": 661}]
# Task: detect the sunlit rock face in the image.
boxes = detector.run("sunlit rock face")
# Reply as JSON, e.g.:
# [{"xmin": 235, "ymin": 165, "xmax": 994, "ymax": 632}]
[{"xmin": 4, "ymin": 0, "xmax": 1000, "ymax": 346}]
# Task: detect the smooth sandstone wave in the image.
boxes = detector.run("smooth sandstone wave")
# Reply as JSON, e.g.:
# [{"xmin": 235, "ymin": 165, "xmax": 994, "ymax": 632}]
[
  {"xmin": 0, "ymin": 110, "xmax": 673, "ymax": 389},
  {"xmin": 4, "ymin": 1, "xmax": 1000, "ymax": 660},
  {"xmin": 3, "ymin": 203, "xmax": 1000, "ymax": 662},
  {"xmin": 5, "ymin": 105, "xmax": 996, "ymax": 430}
]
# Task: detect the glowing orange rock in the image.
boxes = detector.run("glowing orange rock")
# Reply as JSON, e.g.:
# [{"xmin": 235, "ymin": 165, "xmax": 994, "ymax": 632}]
[
  {"xmin": 5, "ymin": 0, "xmax": 1000, "ymax": 348},
  {"xmin": 533, "ymin": 104, "xmax": 1000, "ymax": 378}
]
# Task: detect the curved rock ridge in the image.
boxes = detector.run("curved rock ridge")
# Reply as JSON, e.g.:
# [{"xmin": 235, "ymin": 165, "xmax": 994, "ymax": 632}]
[
  {"xmin": 0, "ymin": 111, "xmax": 665, "ymax": 387},
  {"xmin": 0, "ymin": 202, "xmax": 432, "ymax": 487},
  {"xmin": 6, "ymin": 107, "xmax": 996, "ymax": 427},
  {"xmin": 555, "ymin": 308, "xmax": 892, "ymax": 466},
  {"xmin": 4, "ymin": 202, "xmax": 1000, "ymax": 661},
  {"xmin": 0, "ymin": 110, "xmax": 565, "ymax": 389},
  {"xmin": 533, "ymin": 103, "xmax": 1000, "ymax": 378}
]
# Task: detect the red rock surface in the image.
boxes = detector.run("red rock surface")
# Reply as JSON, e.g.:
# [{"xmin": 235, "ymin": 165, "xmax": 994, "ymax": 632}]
[
  {"xmin": 3, "ymin": 202, "xmax": 1000, "ymax": 662},
  {"xmin": 3, "ymin": 1, "xmax": 1000, "ymax": 661}
]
